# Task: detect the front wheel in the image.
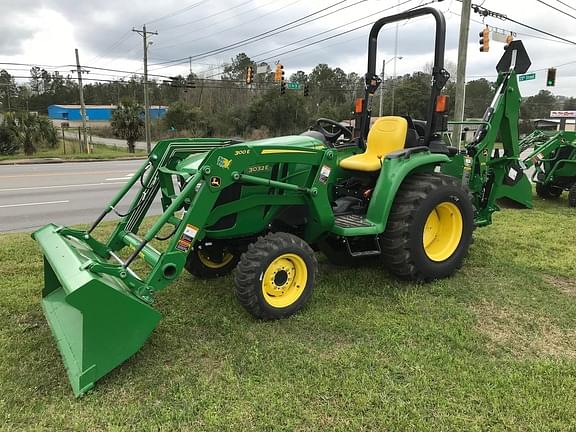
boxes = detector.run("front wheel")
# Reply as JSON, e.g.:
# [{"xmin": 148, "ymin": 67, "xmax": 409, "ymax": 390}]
[
  {"xmin": 380, "ymin": 173, "xmax": 474, "ymax": 281},
  {"xmin": 234, "ymin": 232, "xmax": 317, "ymax": 320},
  {"xmin": 185, "ymin": 243, "xmax": 239, "ymax": 278}
]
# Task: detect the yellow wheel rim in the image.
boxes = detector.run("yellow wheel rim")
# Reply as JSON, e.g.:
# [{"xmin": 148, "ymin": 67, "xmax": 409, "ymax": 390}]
[
  {"xmin": 197, "ymin": 250, "xmax": 235, "ymax": 269},
  {"xmin": 423, "ymin": 202, "xmax": 463, "ymax": 262},
  {"xmin": 261, "ymin": 253, "xmax": 307, "ymax": 308}
]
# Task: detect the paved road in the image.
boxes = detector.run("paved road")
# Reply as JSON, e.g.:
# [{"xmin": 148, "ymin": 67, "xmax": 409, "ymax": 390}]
[
  {"xmin": 0, "ymin": 160, "xmax": 162, "ymax": 233},
  {"xmin": 63, "ymin": 131, "xmax": 155, "ymax": 150}
]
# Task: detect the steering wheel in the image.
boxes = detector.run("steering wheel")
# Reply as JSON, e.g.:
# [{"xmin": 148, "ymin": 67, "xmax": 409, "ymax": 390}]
[{"xmin": 314, "ymin": 118, "xmax": 353, "ymax": 146}]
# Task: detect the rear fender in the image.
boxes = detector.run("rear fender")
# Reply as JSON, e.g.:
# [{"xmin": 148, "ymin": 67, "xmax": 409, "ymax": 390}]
[{"xmin": 366, "ymin": 150, "xmax": 450, "ymax": 231}]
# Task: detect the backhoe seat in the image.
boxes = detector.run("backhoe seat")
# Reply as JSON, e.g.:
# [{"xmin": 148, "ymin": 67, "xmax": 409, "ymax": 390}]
[{"xmin": 339, "ymin": 116, "xmax": 408, "ymax": 172}]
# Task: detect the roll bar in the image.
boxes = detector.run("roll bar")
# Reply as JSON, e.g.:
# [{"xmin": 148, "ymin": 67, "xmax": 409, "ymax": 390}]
[{"xmin": 360, "ymin": 7, "xmax": 449, "ymax": 146}]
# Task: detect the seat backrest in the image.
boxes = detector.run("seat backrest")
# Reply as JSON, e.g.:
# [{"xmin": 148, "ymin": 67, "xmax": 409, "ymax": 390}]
[{"xmin": 366, "ymin": 116, "xmax": 408, "ymax": 160}]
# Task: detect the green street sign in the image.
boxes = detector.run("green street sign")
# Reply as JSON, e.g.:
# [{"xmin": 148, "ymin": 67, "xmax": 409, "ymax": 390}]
[
  {"xmin": 287, "ymin": 82, "xmax": 301, "ymax": 90},
  {"xmin": 518, "ymin": 73, "xmax": 536, "ymax": 82}
]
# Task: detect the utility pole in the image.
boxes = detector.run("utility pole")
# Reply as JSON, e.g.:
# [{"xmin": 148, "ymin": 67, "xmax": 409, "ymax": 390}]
[
  {"xmin": 379, "ymin": 59, "xmax": 386, "ymax": 117},
  {"xmin": 133, "ymin": 25, "xmax": 158, "ymax": 153},
  {"xmin": 74, "ymin": 48, "xmax": 89, "ymax": 153},
  {"xmin": 379, "ymin": 57, "xmax": 402, "ymax": 117},
  {"xmin": 453, "ymin": 0, "xmax": 472, "ymax": 148}
]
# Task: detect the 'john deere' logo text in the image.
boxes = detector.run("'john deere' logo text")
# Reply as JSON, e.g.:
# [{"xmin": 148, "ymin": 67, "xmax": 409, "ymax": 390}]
[{"xmin": 217, "ymin": 156, "xmax": 232, "ymax": 169}]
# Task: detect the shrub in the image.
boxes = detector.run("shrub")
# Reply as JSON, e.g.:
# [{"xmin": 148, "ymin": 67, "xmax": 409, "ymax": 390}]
[
  {"xmin": 111, "ymin": 100, "xmax": 144, "ymax": 153},
  {"xmin": 0, "ymin": 120, "xmax": 19, "ymax": 155}
]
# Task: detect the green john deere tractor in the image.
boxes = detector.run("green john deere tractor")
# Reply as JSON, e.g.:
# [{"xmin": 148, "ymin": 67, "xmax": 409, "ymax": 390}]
[
  {"xmin": 32, "ymin": 7, "xmax": 533, "ymax": 396},
  {"xmin": 520, "ymin": 129, "xmax": 576, "ymax": 206}
]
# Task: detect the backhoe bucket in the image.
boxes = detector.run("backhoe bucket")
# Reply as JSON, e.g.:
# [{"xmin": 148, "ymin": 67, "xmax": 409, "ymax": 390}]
[
  {"xmin": 495, "ymin": 172, "xmax": 533, "ymax": 208},
  {"xmin": 32, "ymin": 224, "xmax": 161, "ymax": 397}
]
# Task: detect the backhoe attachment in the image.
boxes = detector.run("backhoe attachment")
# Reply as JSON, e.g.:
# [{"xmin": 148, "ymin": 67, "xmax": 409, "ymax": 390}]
[{"xmin": 443, "ymin": 40, "xmax": 533, "ymax": 225}]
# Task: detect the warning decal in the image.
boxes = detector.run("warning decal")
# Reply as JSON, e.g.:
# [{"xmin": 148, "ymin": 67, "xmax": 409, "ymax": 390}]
[
  {"xmin": 319, "ymin": 164, "xmax": 331, "ymax": 183},
  {"xmin": 176, "ymin": 224, "xmax": 199, "ymax": 252}
]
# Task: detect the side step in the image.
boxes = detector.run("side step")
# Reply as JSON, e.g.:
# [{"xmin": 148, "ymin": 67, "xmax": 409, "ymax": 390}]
[
  {"xmin": 343, "ymin": 235, "xmax": 381, "ymax": 257},
  {"xmin": 334, "ymin": 214, "xmax": 374, "ymax": 228}
]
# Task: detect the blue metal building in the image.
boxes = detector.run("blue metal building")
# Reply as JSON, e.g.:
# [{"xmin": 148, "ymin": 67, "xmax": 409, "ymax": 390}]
[{"xmin": 47, "ymin": 104, "xmax": 167, "ymax": 122}]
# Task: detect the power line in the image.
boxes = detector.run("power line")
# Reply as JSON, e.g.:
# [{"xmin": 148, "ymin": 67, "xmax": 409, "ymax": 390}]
[
  {"xmin": 255, "ymin": 0, "xmax": 426, "ymax": 63},
  {"xmin": 0, "ymin": 62, "xmax": 69, "ymax": 70},
  {"xmin": 552, "ymin": 0, "xmax": 576, "ymax": 13},
  {"xmin": 148, "ymin": 0, "xmax": 358, "ymax": 68},
  {"xmin": 145, "ymin": 0, "xmax": 208, "ymax": 26},
  {"xmin": 154, "ymin": 0, "xmax": 428, "ymax": 79},
  {"xmin": 87, "ymin": 30, "xmax": 133, "ymax": 64},
  {"xmin": 202, "ymin": 0, "xmax": 426, "ymax": 79},
  {"xmin": 151, "ymin": 0, "xmax": 355, "ymax": 67},
  {"xmin": 156, "ymin": 0, "xmax": 253, "ymax": 32},
  {"xmin": 153, "ymin": 0, "xmax": 301, "ymax": 52},
  {"xmin": 505, "ymin": 15, "xmax": 576, "ymax": 45},
  {"xmin": 467, "ymin": 2, "xmax": 576, "ymax": 45},
  {"xmin": 0, "ymin": 61, "xmax": 240, "ymax": 83},
  {"xmin": 251, "ymin": 0, "xmax": 416, "ymax": 63},
  {"xmin": 534, "ymin": 0, "xmax": 576, "ymax": 21},
  {"xmin": 448, "ymin": 10, "xmax": 574, "ymax": 45}
]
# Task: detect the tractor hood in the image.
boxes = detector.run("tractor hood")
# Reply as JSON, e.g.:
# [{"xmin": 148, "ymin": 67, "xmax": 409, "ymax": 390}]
[{"xmin": 176, "ymin": 135, "xmax": 325, "ymax": 173}]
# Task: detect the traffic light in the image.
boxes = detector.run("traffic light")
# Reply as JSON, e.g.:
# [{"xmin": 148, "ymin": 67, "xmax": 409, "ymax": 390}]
[
  {"xmin": 274, "ymin": 63, "xmax": 284, "ymax": 81},
  {"xmin": 280, "ymin": 81, "xmax": 286, "ymax": 95},
  {"xmin": 246, "ymin": 66, "xmax": 254, "ymax": 85},
  {"xmin": 479, "ymin": 26, "xmax": 490, "ymax": 52},
  {"xmin": 546, "ymin": 68, "xmax": 556, "ymax": 87},
  {"xmin": 304, "ymin": 83, "xmax": 309, "ymax": 97}
]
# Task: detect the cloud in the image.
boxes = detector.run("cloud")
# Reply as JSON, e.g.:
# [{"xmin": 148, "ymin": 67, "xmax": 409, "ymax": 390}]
[
  {"xmin": 1, "ymin": 0, "xmax": 575, "ymax": 96},
  {"xmin": 0, "ymin": 2, "xmax": 40, "ymax": 55}
]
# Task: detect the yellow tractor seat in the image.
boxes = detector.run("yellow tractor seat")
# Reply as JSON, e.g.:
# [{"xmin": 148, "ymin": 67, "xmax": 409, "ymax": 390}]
[{"xmin": 339, "ymin": 116, "xmax": 408, "ymax": 172}]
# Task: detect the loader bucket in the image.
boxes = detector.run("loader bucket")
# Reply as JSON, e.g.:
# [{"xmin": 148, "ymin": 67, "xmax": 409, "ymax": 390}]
[{"xmin": 32, "ymin": 224, "xmax": 161, "ymax": 397}]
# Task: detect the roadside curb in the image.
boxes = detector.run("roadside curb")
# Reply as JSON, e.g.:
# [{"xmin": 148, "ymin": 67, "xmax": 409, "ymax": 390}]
[{"xmin": 0, "ymin": 156, "xmax": 148, "ymax": 166}]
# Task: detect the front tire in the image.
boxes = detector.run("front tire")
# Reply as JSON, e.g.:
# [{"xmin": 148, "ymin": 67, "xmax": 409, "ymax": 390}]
[
  {"xmin": 234, "ymin": 232, "xmax": 317, "ymax": 320},
  {"xmin": 185, "ymin": 244, "xmax": 239, "ymax": 278},
  {"xmin": 380, "ymin": 173, "xmax": 474, "ymax": 281}
]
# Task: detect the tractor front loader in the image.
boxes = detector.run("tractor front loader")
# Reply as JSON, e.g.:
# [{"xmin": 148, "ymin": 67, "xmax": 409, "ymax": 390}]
[
  {"xmin": 33, "ymin": 7, "xmax": 533, "ymax": 397},
  {"xmin": 520, "ymin": 130, "xmax": 576, "ymax": 206}
]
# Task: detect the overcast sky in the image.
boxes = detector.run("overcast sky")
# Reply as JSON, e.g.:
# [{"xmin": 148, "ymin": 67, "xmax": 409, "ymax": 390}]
[{"xmin": 1, "ymin": 0, "xmax": 576, "ymax": 97}]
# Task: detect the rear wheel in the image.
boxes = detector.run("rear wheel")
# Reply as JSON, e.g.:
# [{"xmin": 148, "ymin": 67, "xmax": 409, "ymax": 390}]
[
  {"xmin": 536, "ymin": 182, "xmax": 563, "ymax": 199},
  {"xmin": 234, "ymin": 232, "xmax": 317, "ymax": 320},
  {"xmin": 569, "ymin": 183, "xmax": 576, "ymax": 207},
  {"xmin": 380, "ymin": 173, "xmax": 474, "ymax": 281},
  {"xmin": 185, "ymin": 244, "xmax": 239, "ymax": 278}
]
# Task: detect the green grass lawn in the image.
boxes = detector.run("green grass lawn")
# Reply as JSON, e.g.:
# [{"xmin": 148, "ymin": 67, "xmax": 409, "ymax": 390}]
[
  {"xmin": 0, "ymin": 139, "xmax": 145, "ymax": 161},
  {"xmin": 1, "ymin": 196, "xmax": 575, "ymax": 430}
]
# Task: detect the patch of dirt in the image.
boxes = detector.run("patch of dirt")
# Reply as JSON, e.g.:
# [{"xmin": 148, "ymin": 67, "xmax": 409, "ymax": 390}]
[
  {"xmin": 472, "ymin": 301, "xmax": 576, "ymax": 359},
  {"xmin": 543, "ymin": 275, "xmax": 576, "ymax": 297}
]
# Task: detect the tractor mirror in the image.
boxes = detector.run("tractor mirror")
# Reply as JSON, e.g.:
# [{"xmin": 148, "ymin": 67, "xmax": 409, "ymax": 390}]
[{"xmin": 365, "ymin": 73, "xmax": 381, "ymax": 95}]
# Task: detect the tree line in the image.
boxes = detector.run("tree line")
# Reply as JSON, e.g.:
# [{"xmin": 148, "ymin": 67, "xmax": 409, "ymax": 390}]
[{"xmin": 1, "ymin": 52, "xmax": 575, "ymax": 155}]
